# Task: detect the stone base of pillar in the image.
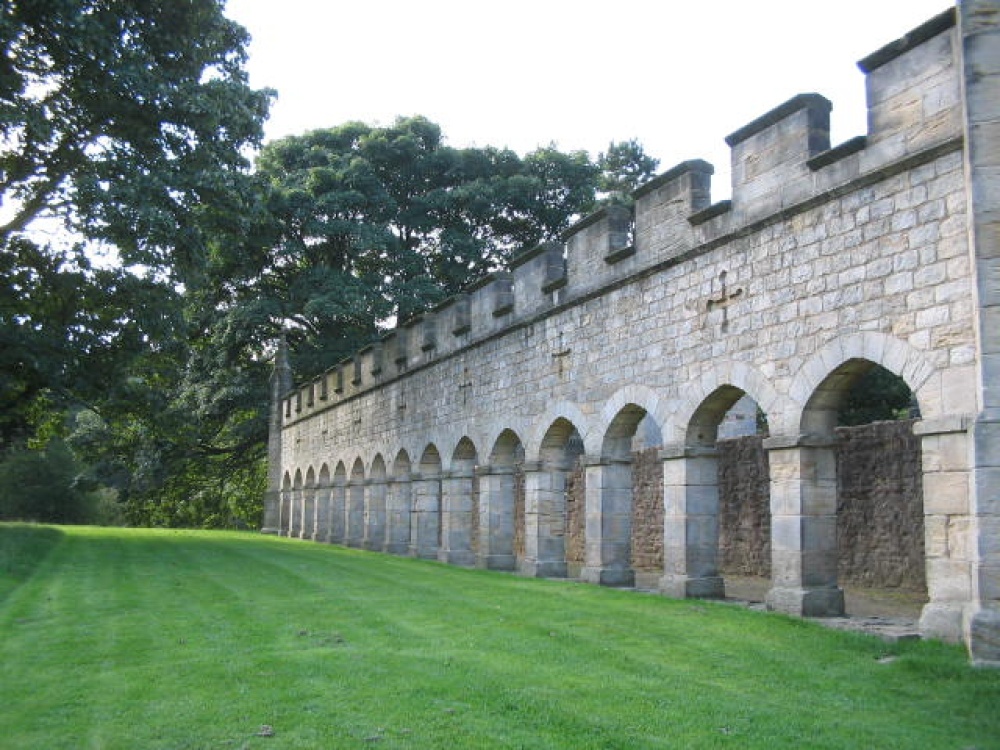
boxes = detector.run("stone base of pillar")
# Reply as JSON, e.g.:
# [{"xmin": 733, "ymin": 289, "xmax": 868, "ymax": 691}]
[
  {"xmin": 260, "ymin": 527, "xmax": 280, "ymax": 535},
  {"xmin": 383, "ymin": 541, "xmax": 410, "ymax": 556},
  {"xmin": 438, "ymin": 550, "xmax": 476, "ymax": 567},
  {"xmin": 919, "ymin": 602, "xmax": 966, "ymax": 643},
  {"xmin": 519, "ymin": 559, "xmax": 567, "ymax": 578},
  {"xmin": 477, "ymin": 553, "xmax": 516, "ymax": 571},
  {"xmin": 967, "ymin": 606, "xmax": 1000, "ymax": 667},
  {"xmin": 411, "ymin": 546, "xmax": 438, "ymax": 560},
  {"xmin": 767, "ymin": 586, "xmax": 844, "ymax": 617},
  {"xmin": 581, "ymin": 566, "xmax": 635, "ymax": 587},
  {"xmin": 658, "ymin": 574, "xmax": 725, "ymax": 599}
]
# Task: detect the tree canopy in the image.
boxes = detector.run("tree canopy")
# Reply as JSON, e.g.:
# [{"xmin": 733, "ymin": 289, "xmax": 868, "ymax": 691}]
[{"xmin": 0, "ymin": 3, "xmax": 668, "ymax": 528}]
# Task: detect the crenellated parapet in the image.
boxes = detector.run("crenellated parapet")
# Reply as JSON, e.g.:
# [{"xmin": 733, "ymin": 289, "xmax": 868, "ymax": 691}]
[{"xmin": 280, "ymin": 8, "xmax": 963, "ymax": 425}]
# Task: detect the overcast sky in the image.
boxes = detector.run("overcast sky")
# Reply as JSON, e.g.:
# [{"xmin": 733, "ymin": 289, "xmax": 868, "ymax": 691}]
[{"xmin": 225, "ymin": 0, "xmax": 951, "ymax": 198}]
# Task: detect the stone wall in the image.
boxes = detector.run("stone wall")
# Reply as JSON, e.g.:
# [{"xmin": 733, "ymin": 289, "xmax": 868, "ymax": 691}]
[
  {"xmin": 718, "ymin": 436, "xmax": 771, "ymax": 578},
  {"xmin": 270, "ymin": 6, "xmax": 1000, "ymax": 661},
  {"xmin": 631, "ymin": 448, "xmax": 664, "ymax": 572},
  {"xmin": 836, "ymin": 420, "xmax": 926, "ymax": 592}
]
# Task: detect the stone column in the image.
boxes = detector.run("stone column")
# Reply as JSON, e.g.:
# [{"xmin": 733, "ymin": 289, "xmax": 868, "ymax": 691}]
[
  {"xmin": 520, "ymin": 461, "xmax": 568, "ymax": 578},
  {"xmin": 301, "ymin": 483, "xmax": 316, "ymax": 540},
  {"xmin": 364, "ymin": 478, "xmax": 387, "ymax": 551},
  {"xmin": 476, "ymin": 465, "xmax": 517, "ymax": 571},
  {"xmin": 315, "ymin": 483, "xmax": 332, "ymax": 543},
  {"xmin": 959, "ymin": 0, "xmax": 1000, "ymax": 667},
  {"xmin": 915, "ymin": 417, "xmax": 976, "ymax": 643},
  {"xmin": 764, "ymin": 435, "xmax": 844, "ymax": 617},
  {"xmin": 409, "ymin": 471, "xmax": 441, "ymax": 560},
  {"xmin": 439, "ymin": 469, "xmax": 476, "ymax": 566},
  {"xmin": 658, "ymin": 445, "xmax": 725, "ymax": 599},
  {"xmin": 330, "ymin": 478, "xmax": 346, "ymax": 544},
  {"xmin": 581, "ymin": 457, "xmax": 635, "ymax": 587},
  {"xmin": 384, "ymin": 476, "xmax": 412, "ymax": 555},
  {"xmin": 346, "ymin": 478, "xmax": 365, "ymax": 548},
  {"xmin": 289, "ymin": 485, "xmax": 303, "ymax": 539},
  {"xmin": 279, "ymin": 486, "xmax": 292, "ymax": 537},
  {"xmin": 262, "ymin": 337, "xmax": 292, "ymax": 535}
]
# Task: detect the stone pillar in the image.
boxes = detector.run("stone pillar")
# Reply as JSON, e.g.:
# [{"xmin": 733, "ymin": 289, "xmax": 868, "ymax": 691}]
[
  {"xmin": 289, "ymin": 486, "xmax": 303, "ymax": 539},
  {"xmin": 959, "ymin": 0, "xmax": 1000, "ymax": 667},
  {"xmin": 520, "ymin": 461, "xmax": 568, "ymax": 578},
  {"xmin": 764, "ymin": 435, "xmax": 844, "ymax": 617},
  {"xmin": 279, "ymin": 486, "xmax": 292, "ymax": 537},
  {"xmin": 315, "ymin": 483, "xmax": 332, "ymax": 543},
  {"xmin": 364, "ymin": 478, "xmax": 387, "ymax": 551},
  {"xmin": 409, "ymin": 471, "xmax": 441, "ymax": 560},
  {"xmin": 439, "ymin": 470, "xmax": 476, "ymax": 566},
  {"xmin": 301, "ymin": 483, "xmax": 316, "ymax": 540},
  {"xmin": 330, "ymin": 478, "xmax": 346, "ymax": 544},
  {"xmin": 658, "ymin": 445, "xmax": 725, "ymax": 599},
  {"xmin": 476, "ymin": 465, "xmax": 517, "ymax": 571},
  {"xmin": 384, "ymin": 476, "xmax": 412, "ymax": 555},
  {"xmin": 915, "ymin": 417, "xmax": 976, "ymax": 643},
  {"xmin": 581, "ymin": 457, "xmax": 635, "ymax": 587},
  {"xmin": 346, "ymin": 478, "xmax": 365, "ymax": 548}
]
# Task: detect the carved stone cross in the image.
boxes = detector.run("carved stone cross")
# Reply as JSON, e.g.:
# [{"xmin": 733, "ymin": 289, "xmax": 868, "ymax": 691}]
[
  {"xmin": 458, "ymin": 366, "xmax": 474, "ymax": 405},
  {"xmin": 706, "ymin": 270, "xmax": 743, "ymax": 332},
  {"xmin": 551, "ymin": 331, "xmax": 572, "ymax": 378}
]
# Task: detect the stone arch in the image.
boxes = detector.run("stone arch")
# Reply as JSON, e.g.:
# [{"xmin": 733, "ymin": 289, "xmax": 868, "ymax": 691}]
[
  {"xmin": 766, "ymin": 354, "xmax": 929, "ymax": 619},
  {"xmin": 280, "ymin": 471, "xmax": 293, "ymax": 536},
  {"xmin": 364, "ymin": 454, "xmax": 387, "ymax": 551},
  {"xmin": 345, "ymin": 458, "xmax": 366, "ymax": 548},
  {"xmin": 479, "ymin": 429, "xmax": 526, "ymax": 571},
  {"xmin": 661, "ymin": 382, "xmax": 773, "ymax": 602},
  {"xmin": 291, "ymin": 468, "xmax": 304, "ymax": 538},
  {"xmin": 316, "ymin": 463, "xmax": 332, "ymax": 543},
  {"xmin": 581, "ymin": 401, "xmax": 663, "ymax": 587},
  {"xmin": 527, "ymin": 402, "xmax": 593, "ymax": 461},
  {"xmin": 788, "ymin": 332, "xmax": 942, "ymax": 427},
  {"xmin": 439, "ymin": 438, "xmax": 479, "ymax": 566},
  {"xmin": 520, "ymin": 417, "xmax": 586, "ymax": 578},
  {"xmin": 411, "ymin": 444, "xmax": 443, "ymax": 559},
  {"xmin": 385, "ymin": 449, "xmax": 412, "ymax": 555},
  {"xmin": 665, "ymin": 362, "xmax": 782, "ymax": 443}
]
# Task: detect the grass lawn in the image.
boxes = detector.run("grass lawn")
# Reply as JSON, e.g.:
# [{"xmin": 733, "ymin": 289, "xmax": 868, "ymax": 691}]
[{"xmin": 1, "ymin": 525, "xmax": 998, "ymax": 749}]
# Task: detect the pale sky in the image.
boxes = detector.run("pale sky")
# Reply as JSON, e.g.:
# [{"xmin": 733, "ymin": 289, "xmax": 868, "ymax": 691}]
[{"xmin": 225, "ymin": 0, "xmax": 951, "ymax": 199}]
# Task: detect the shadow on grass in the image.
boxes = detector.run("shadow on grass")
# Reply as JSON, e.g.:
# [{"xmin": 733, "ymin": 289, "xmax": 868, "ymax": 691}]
[{"xmin": 0, "ymin": 523, "xmax": 65, "ymax": 603}]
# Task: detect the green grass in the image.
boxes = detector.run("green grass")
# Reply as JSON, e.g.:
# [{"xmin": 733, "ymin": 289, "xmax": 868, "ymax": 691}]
[{"xmin": 0, "ymin": 525, "xmax": 997, "ymax": 749}]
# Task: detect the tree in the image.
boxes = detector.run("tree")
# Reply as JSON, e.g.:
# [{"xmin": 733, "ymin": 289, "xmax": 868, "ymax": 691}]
[
  {"xmin": 0, "ymin": 0, "xmax": 271, "ymax": 525},
  {"xmin": 595, "ymin": 139, "xmax": 660, "ymax": 205}
]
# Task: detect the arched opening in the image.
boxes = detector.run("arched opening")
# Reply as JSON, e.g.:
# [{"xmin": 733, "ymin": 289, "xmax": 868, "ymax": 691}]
[
  {"xmin": 440, "ymin": 438, "xmax": 478, "ymax": 566},
  {"xmin": 717, "ymin": 395, "xmax": 772, "ymax": 604},
  {"xmin": 347, "ymin": 458, "xmax": 365, "ymax": 548},
  {"xmin": 365, "ymin": 455, "xmax": 387, "ymax": 551},
  {"xmin": 522, "ymin": 418, "xmax": 584, "ymax": 578},
  {"xmin": 385, "ymin": 450, "xmax": 412, "ymax": 555},
  {"xmin": 482, "ymin": 429, "xmax": 525, "ymax": 571},
  {"xmin": 412, "ymin": 444, "xmax": 442, "ymax": 559},
  {"xmin": 821, "ymin": 361, "xmax": 926, "ymax": 618},
  {"xmin": 662, "ymin": 385, "xmax": 770, "ymax": 601},
  {"xmin": 584, "ymin": 404, "xmax": 659, "ymax": 587}
]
